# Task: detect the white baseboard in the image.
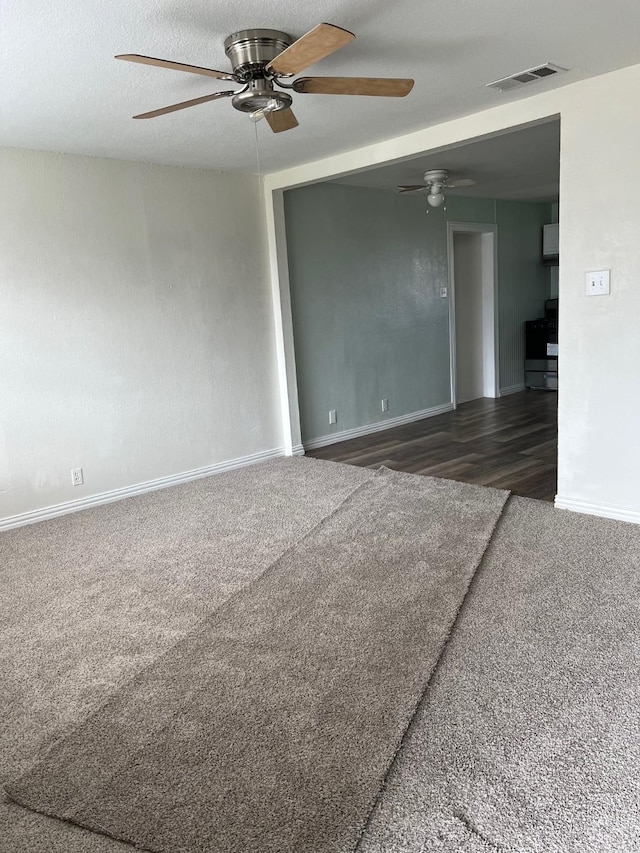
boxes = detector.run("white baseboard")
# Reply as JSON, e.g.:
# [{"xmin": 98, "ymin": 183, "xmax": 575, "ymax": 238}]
[
  {"xmin": 554, "ymin": 495, "xmax": 640, "ymax": 525},
  {"xmin": 499, "ymin": 384, "xmax": 526, "ymax": 397},
  {"xmin": 303, "ymin": 403, "xmax": 454, "ymax": 451},
  {"xmin": 0, "ymin": 447, "xmax": 287, "ymax": 532},
  {"xmin": 289, "ymin": 444, "xmax": 305, "ymax": 456}
]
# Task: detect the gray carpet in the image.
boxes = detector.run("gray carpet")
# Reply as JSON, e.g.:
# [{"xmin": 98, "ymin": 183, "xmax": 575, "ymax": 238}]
[
  {"xmin": 5, "ymin": 466, "xmax": 508, "ymax": 853},
  {"xmin": 4, "ymin": 458, "xmax": 639, "ymax": 853},
  {"xmin": 1, "ymin": 457, "xmax": 375, "ymax": 853},
  {"xmin": 358, "ymin": 495, "xmax": 640, "ymax": 853}
]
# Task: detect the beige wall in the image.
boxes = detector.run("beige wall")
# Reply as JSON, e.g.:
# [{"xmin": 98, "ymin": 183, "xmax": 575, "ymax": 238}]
[
  {"xmin": 0, "ymin": 149, "xmax": 282, "ymax": 522},
  {"xmin": 266, "ymin": 62, "xmax": 640, "ymax": 522},
  {"xmin": 4, "ymin": 62, "xmax": 640, "ymax": 525},
  {"xmin": 557, "ymin": 68, "xmax": 640, "ymax": 517}
]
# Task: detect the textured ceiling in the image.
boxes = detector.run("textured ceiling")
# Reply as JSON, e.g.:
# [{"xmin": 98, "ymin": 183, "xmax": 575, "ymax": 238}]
[
  {"xmin": 332, "ymin": 119, "xmax": 561, "ymax": 201},
  {"xmin": 1, "ymin": 0, "xmax": 639, "ymax": 174}
]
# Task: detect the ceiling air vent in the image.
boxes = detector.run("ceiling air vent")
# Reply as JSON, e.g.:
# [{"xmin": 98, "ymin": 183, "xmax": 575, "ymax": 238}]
[{"xmin": 486, "ymin": 64, "xmax": 567, "ymax": 93}]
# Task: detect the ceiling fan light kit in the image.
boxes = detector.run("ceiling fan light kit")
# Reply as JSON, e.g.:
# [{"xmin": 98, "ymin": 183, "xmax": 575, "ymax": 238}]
[
  {"xmin": 424, "ymin": 169, "xmax": 447, "ymax": 208},
  {"xmin": 115, "ymin": 23, "xmax": 414, "ymax": 133}
]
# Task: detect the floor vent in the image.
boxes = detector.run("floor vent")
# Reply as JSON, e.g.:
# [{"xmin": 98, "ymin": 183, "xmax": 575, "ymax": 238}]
[{"xmin": 486, "ymin": 63, "xmax": 567, "ymax": 93}]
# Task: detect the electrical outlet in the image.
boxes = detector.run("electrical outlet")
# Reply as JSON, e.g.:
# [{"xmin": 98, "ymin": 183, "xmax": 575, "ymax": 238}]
[
  {"xmin": 71, "ymin": 467, "xmax": 83, "ymax": 486},
  {"xmin": 585, "ymin": 269, "xmax": 610, "ymax": 296},
  {"xmin": 440, "ymin": 287, "xmax": 448, "ymax": 298},
  {"xmin": 329, "ymin": 410, "xmax": 337, "ymax": 425},
  {"xmin": 381, "ymin": 398, "xmax": 389, "ymax": 412}
]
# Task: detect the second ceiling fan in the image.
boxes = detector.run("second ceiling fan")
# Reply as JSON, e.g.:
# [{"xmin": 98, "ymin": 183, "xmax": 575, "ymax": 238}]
[
  {"xmin": 116, "ymin": 22, "xmax": 414, "ymax": 133},
  {"xmin": 398, "ymin": 169, "xmax": 476, "ymax": 207}
]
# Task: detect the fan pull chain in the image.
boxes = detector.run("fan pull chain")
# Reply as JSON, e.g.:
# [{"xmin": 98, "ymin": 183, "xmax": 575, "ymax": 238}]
[
  {"xmin": 254, "ymin": 120, "xmax": 261, "ymax": 178},
  {"xmin": 253, "ymin": 120, "xmax": 266, "ymax": 208}
]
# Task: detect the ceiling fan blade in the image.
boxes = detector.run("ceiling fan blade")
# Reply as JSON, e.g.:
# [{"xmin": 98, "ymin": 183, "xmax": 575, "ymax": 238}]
[
  {"xmin": 397, "ymin": 186, "xmax": 428, "ymax": 193},
  {"xmin": 115, "ymin": 54, "xmax": 238, "ymax": 81},
  {"xmin": 293, "ymin": 76, "xmax": 414, "ymax": 97},
  {"xmin": 447, "ymin": 178, "xmax": 477, "ymax": 188},
  {"xmin": 133, "ymin": 90, "xmax": 235, "ymax": 119},
  {"xmin": 265, "ymin": 107, "xmax": 299, "ymax": 133},
  {"xmin": 266, "ymin": 23, "xmax": 354, "ymax": 77}
]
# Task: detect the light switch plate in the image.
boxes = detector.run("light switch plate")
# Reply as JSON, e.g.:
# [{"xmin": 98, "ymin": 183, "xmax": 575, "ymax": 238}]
[{"xmin": 585, "ymin": 269, "xmax": 610, "ymax": 296}]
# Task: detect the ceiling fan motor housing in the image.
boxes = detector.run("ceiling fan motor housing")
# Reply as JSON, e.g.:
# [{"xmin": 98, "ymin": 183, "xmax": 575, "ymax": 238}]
[
  {"xmin": 424, "ymin": 169, "xmax": 449, "ymax": 187},
  {"xmin": 224, "ymin": 29, "xmax": 295, "ymax": 115},
  {"xmin": 224, "ymin": 29, "xmax": 293, "ymax": 78}
]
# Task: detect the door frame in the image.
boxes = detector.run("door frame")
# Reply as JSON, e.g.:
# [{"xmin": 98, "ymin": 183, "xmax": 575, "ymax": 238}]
[{"xmin": 446, "ymin": 221, "xmax": 499, "ymax": 407}]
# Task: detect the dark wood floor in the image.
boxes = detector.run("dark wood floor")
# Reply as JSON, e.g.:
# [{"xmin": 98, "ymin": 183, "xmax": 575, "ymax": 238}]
[{"xmin": 307, "ymin": 391, "xmax": 558, "ymax": 502}]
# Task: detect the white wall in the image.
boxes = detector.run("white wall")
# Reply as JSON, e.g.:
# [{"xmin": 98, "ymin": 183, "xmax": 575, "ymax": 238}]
[
  {"xmin": 556, "ymin": 71, "xmax": 640, "ymax": 519},
  {"xmin": 265, "ymin": 62, "xmax": 640, "ymax": 522},
  {"xmin": 0, "ymin": 149, "xmax": 282, "ymax": 522},
  {"xmin": 4, "ymin": 63, "xmax": 640, "ymax": 525}
]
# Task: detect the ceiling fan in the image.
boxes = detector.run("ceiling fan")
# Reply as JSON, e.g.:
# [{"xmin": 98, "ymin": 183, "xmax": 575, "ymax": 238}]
[
  {"xmin": 398, "ymin": 169, "xmax": 476, "ymax": 207},
  {"xmin": 115, "ymin": 23, "xmax": 414, "ymax": 132}
]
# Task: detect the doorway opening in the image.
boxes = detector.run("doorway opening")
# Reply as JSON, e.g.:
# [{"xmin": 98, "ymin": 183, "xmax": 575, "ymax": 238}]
[{"xmin": 447, "ymin": 222, "xmax": 498, "ymax": 406}]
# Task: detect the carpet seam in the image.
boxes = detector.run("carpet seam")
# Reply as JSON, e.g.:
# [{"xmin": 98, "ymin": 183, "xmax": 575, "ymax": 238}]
[
  {"xmin": 352, "ymin": 491, "xmax": 513, "ymax": 853},
  {"xmin": 4, "ymin": 473, "xmax": 374, "ymax": 790},
  {"xmin": 453, "ymin": 809, "xmax": 513, "ymax": 852},
  {"xmin": 6, "ymin": 471, "xmax": 507, "ymax": 853},
  {"xmin": 4, "ymin": 471, "xmax": 385, "ymax": 843},
  {"xmin": 73, "ymin": 475, "xmax": 393, "ymax": 831},
  {"xmin": 5, "ymin": 791, "xmax": 165, "ymax": 853}
]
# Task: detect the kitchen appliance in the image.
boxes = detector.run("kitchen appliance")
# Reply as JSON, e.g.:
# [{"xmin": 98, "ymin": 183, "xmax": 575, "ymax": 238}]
[{"xmin": 525, "ymin": 301, "xmax": 558, "ymax": 390}]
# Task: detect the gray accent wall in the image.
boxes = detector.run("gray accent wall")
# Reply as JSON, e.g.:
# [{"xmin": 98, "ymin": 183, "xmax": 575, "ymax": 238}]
[{"xmin": 284, "ymin": 183, "xmax": 550, "ymax": 445}]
